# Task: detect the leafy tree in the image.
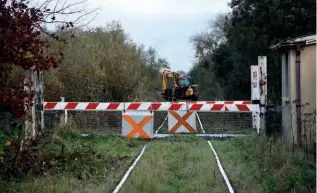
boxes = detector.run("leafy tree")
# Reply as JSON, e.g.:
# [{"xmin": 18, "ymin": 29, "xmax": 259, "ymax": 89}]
[
  {"xmin": 0, "ymin": 0, "xmax": 98, "ymax": 180},
  {"xmin": 190, "ymin": 0, "xmax": 316, "ymax": 101},
  {"xmin": 0, "ymin": 0, "xmax": 60, "ymax": 118},
  {"xmin": 0, "ymin": 0, "xmax": 97, "ymax": 117},
  {"xmin": 227, "ymin": 0, "xmax": 315, "ymax": 101},
  {"xmin": 44, "ymin": 21, "xmax": 170, "ymax": 102},
  {"xmin": 189, "ymin": 13, "xmax": 230, "ymax": 100}
]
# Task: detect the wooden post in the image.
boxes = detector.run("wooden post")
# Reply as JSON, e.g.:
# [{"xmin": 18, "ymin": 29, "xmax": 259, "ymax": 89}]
[
  {"xmin": 39, "ymin": 71, "xmax": 44, "ymax": 133},
  {"xmin": 31, "ymin": 68, "xmax": 36, "ymax": 138},
  {"xmin": 23, "ymin": 67, "xmax": 44, "ymax": 140},
  {"xmin": 258, "ymin": 56, "xmax": 267, "ymax": 134},
  {"xmin": 24, "ymin": 68, "xmax": 32, "ymax": 140},
  {"xmin": 36, "ymin": 70, "xmax": 44, "ymax": 136}
]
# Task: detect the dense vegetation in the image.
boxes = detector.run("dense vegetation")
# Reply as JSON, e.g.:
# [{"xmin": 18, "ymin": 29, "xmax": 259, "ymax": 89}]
[
  {"xmin": 44, "ymin": 22, "xmax": 170, "ymax": 102},
  {"xmin": 0, "ymin": 0, "xmax": 169, "ymax": 184},
  {"xmin": 0, "ymin": 0, "xmax": 61, "ymax": 118},
  {"xmin": 213, "ymin": 136, "xmax": 316, "ymax": 193},
  {"xmin": 190, "ymin": 0, "xmax": 316, "ymax": 102},
  {"xmin": 2, "ymin": 126, "xmax": 147, "ymax": 192}
]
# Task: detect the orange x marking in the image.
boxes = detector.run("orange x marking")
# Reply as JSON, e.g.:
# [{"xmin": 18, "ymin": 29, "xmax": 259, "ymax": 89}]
[
  {"xmin": 123, "ymin": 115, "xmax": 152, "ymax": 139},
  {"xmin": 169, "ymin": 111, "xmax": 196, "ymax": 133}
]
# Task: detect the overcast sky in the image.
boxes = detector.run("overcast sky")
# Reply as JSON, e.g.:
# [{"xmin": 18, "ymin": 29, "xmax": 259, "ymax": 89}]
[{"xmin": 86, "ymin": 0, "xmax": 231, "ymax": 71}]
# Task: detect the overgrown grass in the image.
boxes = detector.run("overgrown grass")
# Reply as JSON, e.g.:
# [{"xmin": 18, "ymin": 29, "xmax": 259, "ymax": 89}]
[
  {"xmin": 120, "ymin": 136, "xmax": 227, "ymax": 193},
  {"xmin": 3, "ymin": 124, "xmax": 314, "ymax": 193},
  {"xmin": 2, "ymin": 126, "xmax": 147, "ymax": 193},
  {"xmin": 211, "ymin": 135, "xmax": 316, "ymax": 193}
]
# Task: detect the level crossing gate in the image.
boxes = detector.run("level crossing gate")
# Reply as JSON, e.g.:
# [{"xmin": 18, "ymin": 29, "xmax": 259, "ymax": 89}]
[{"xmin": 43, "ymin": 100, "xmax": 260, "ymax": 138}]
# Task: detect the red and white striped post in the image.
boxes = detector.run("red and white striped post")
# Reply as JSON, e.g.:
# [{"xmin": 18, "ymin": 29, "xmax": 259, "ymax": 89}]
[{"xmin": 251, "ymin": 65, "xmax": 261, "ymax": 133}]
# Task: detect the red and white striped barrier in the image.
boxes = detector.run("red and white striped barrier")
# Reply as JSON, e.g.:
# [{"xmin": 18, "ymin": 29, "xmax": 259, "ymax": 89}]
[
  {"xmin": 43, "ymin": 101, "xmax": 258, "ymax": 112},
  {"xmin": 187, "ymin": 101, "xmax": 251, "ymax": 104}
]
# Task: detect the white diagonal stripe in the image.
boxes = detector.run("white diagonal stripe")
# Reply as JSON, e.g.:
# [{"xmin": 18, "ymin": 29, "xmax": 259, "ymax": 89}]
[
  {"xmin": 55, "ymin": 102, "xmax": 67, "ymax": 110},
  {"xmin": 116, "ymin": 103, "xmax": 124, "ymax": 111},
  {"xmin": 96, "ymin": 103, "xmax": 109, "ymax": 110},
  {"xmin": 139, "ymin": 102, "xmax": 151, "ymax": 110},
  {"xmin": 226, "ymin": 104, "xmax": 239, "ymax": 112},
  {"xmin": 75, "ymin": 103, "xmax": 89, "ymax": 110},
  {"xmin": 157, "ymin": 102, "xmax": 171, "ymax": 111}
]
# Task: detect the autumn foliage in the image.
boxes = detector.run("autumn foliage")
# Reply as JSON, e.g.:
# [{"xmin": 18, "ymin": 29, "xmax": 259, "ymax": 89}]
[{"xmin": 0, "ymin": 0, "xmax": 58, "ymax": 117}]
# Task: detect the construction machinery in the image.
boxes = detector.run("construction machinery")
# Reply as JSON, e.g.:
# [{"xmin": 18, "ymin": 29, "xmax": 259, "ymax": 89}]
[{"xmin": 160, "ymin": 68, "xmax": 198, "ymax": 101}]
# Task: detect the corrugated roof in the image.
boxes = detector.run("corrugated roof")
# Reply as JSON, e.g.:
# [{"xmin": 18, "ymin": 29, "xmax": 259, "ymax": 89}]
[{"xmin": 271, "ymin": 34, "xmax": 316, "ymax": 50}]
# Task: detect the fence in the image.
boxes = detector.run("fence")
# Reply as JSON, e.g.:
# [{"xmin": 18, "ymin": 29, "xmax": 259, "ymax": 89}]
[{"xmin": 43, "ymin": 101, "xmax": 260, "ymax": 137}]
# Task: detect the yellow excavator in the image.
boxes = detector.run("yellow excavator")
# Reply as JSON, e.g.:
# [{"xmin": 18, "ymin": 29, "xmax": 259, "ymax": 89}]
[{"xmin": 161, "ymin": 68, "xmax": 198, "ymax": 101}]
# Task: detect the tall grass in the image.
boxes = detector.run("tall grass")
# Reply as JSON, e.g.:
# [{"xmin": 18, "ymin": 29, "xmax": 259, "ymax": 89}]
[
  {"xmin": 2, "ymin": 125, "xmax": 147, "ymax": 193},
  {"xmin": 212, "ymin": 135, "xmax": 316, "ymax": 193},
  {"xmin": 120, "ymin": 136, "xmax": 227, "ymax": 193}
]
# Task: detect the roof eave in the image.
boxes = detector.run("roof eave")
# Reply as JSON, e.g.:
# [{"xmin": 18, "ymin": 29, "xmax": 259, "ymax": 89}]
[
  {"xmin": 270, "ymin": 34, "xmax": 316, "ymax": 50},
  {"xmin": 270, "ymin": 40, "xmax": 316, "ymax": 51}
]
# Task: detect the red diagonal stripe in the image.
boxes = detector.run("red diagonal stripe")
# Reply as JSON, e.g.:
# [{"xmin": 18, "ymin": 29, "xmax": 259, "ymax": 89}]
[
  {"xmin": 206, "ymin": 101, "xmax": 215, "ymax": 104},
  {"xmin": 190, "ymin": 104, "xmax": 203, "ymax": 111},
  {"xmin": 65, "ymin": 102, "xmax": 78, "ymax": 109},
  {"xmin": 242, "ymin": 101, "xmax": 251, "ymax": 104},
  {"xmin": 150, "ymin": 103, "xmax": 161, "ymax": 110},
  {"xmin": 169, "ymin": 103, "xmax": 182, "ymax": 110},
  {"xmin": 236, "ymin": 104, "xmax": 250, "ymax": 111},
  {"xmin": 225, "ymin": 106, "xmax": 229, "ymax": 111},
  {"xmin": 128, "ymin": 103, "xmax": 141, "ymax": 110},
  {"xmin": 44, "ymin": 102, "xmax": 57, "ymax": 109},
  {"xmin": 107, "ymin": 103, "xmax": 120, "ymax": 110},
  {"xmin": 224, "ymin": 101, "xmax": 234, "ymax": 104},
  {"xmin": 210, "ymin": 104, "xmax": 224, "ymax": 111},
  {"xmin": 86, "ymin": 102, "xmax": 99, "ymax": 109}
]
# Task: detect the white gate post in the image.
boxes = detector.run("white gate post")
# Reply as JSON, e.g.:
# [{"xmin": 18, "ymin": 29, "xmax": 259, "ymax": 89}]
[
  {"xmin": 251, "ymin": 65, "xmax": 260, "ymax": 133},
  {"xmin": 258, "ymin": 56, "xmax": 267, "ymax": 133},
  {"xmin": 60, "ymin": 97, "xmax": 67, "ymax": 124}
]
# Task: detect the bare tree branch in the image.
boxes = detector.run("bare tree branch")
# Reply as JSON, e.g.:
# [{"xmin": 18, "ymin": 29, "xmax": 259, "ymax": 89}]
[
  {"xmin": 36, "ymin": 0, "xmax": 99, "ymax": 29},
  {"xmin": 73, "ymin": 11, "xmax": 98, "ymax": 29},
  {"xmin": 71, "ymin": 7, "xmax": 99, "ymax": 24},
  {"xmin": 42, "ymin": 0, "xmax": 88, "ymax": 14},
  {"xmin": 39, "ymin": 0, "xmax": 52, "ymax": 10},
  {"xmin": 52, "ymin": 0, "xmax": 60, "ymax": 14},
  {"xmin": 44, "ymin": 8, "xmax": 85, "ymax": 15}
]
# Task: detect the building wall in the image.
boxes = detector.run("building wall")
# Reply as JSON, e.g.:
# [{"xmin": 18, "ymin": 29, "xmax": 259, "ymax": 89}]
[
  {"xmin": 299, "ymin": 44, "xmax": 316, "ymax": 143},
  {"xmin": 282, "ymin": 44, "xmax": 316, "ymax": 144}
]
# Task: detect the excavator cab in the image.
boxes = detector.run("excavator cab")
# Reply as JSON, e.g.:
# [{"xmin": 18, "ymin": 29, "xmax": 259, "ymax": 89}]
[
  {"xmin": 161, "ymin": 69, "xmax": 198, "ymax": 101},
  {"xmin": 176, "ymin": 75, "xmax": 198, "ymax": 101}
]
